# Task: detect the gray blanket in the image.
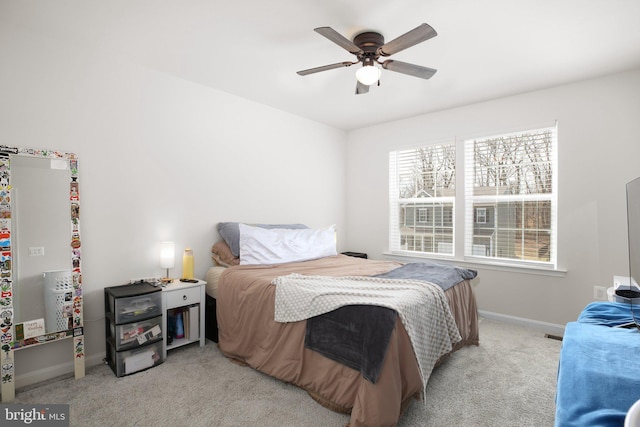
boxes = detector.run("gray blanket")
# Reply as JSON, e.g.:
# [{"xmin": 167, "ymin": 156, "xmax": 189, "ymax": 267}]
[{"xmin": 374, "ymin": 261, "xmax": 477, "ymax": 291}]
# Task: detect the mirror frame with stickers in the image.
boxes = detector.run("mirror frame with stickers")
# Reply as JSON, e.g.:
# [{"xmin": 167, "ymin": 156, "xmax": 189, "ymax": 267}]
[{"xmin": 0, "ymin": 145, "xmax": 84, "ymax": 402}]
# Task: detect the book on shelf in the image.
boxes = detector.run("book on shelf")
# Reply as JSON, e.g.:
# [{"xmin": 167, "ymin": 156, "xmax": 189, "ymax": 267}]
[
  {"xmin": 184, "ymin": 308, "xmax": 190, "ymax": 340},
  {"xmin": 189, "ymin": 304, "xmax": 199, "ymax": 340}
]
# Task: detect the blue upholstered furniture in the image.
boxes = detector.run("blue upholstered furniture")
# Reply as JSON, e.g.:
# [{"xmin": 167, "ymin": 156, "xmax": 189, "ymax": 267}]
[{"xmin": 555, "ymin": 302, "xmax": 640, "ymax": 426}]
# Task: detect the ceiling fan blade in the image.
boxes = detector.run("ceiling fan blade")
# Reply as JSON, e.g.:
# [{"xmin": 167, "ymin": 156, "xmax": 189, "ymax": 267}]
[
  {"xmin": 314, "ymin": 27, "xmax": 364, "ymax": 55},
  {"xmin": 297, "ymin": 61, "xmax": 355, "ymax": 76},
  {"xmin": 382, "ymin": 60, "xmax": 437, "ymax": 80},
  {"xmin": 378, "ymin": 23, "xmax": 437, "ymax": 56},
  {"xmin": 355, "ymin": 81, "xmax": 370, "ymax": 95}
]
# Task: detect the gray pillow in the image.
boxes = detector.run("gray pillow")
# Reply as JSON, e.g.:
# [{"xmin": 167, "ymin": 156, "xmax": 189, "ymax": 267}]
[{"xmin": 217, "ymin": 222, "xmax": 309, "ymax": 257}]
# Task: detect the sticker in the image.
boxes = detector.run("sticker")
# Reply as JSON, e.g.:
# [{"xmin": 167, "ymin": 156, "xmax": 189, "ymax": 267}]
[
  {"xmin": 71, "ymin": 233, "xmax": 81, "ymax": 249},
  {"xmin": 74, "ymin": 337, "xmax": 84, "ymax": 358},
  {"xmin": 1, "ymin": 330, "xmax": 12, "ymax": 344},
  {"xmin": 2, "ymin": 358, "xmax": 14, "ymax": 383},
  {"xmin": 70, "ymin": 181, "xmax": 79, "ymax": 201},
  {"xmin": 0, "ymin": 227, "xmax": 10, "ymax": 250},
  {"xmin": 71, "ymin": 203, "xmax": 79, "ymax": 221},
  {"xmin": 0, "ymin": 309, "xmax": 11, "ymax": 325}
]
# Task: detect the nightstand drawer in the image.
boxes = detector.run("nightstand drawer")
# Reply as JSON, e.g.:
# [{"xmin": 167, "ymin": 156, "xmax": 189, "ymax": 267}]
[{"xmin": 165, "ymin": 286, "xmax": 201, "ymax": 308}]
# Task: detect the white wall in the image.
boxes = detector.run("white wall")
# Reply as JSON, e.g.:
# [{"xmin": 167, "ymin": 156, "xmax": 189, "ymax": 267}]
[
  {"xmin": 346, "ymin": 68, "xmax": 640, "ymax": 327},
  {"xmin": 0, "ymin": 22, "xmax": 347, "ymax": 387}
]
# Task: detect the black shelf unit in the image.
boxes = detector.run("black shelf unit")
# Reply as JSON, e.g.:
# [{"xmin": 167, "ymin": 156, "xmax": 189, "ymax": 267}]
[{"xmin": 104, "ymin": 281, "xmax": 164, "ymax": 377}]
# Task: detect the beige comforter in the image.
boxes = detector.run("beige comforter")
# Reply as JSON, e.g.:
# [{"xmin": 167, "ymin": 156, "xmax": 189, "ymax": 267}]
[{"xmin": 216, "ymin": 255, "xmax": 479, "ymax": 427}]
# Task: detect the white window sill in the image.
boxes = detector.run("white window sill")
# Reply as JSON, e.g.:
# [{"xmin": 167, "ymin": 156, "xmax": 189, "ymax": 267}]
[{"xmin": 382, "ymin": 251, "xmax": 567, "ymax": 277}]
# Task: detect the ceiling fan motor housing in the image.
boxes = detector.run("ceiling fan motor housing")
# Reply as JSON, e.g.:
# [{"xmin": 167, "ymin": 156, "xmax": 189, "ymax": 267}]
[{"xmin": 353, "ymin": 31, "xmax": 384, "ymax": 64}]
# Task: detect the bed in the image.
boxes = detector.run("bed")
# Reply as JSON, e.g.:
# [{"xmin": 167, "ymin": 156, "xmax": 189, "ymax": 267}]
[{"xmin": 206, "ymin": 223, "xmax": 479, "ymax": 427}]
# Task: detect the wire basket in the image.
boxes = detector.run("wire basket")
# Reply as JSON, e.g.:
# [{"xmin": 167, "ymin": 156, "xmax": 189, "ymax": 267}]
[{"xmin": 43, "ymin": 270, "xmax": 74, "ymax": 332}]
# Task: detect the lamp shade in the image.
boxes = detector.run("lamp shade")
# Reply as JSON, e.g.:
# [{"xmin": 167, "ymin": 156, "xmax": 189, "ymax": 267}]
[
  {"xmin": 160, "ymin": 241, "xmax": 175, "ymax": 269},
  {"xmin": 356, "ymin": 65, "xmax": 381, "ymax": 86}
]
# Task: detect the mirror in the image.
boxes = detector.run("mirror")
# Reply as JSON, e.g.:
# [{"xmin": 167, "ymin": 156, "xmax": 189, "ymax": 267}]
[
  {"xmin": 11, "ymin": 156, "xmax": 72, "ymax": 332},
  {"xmin": 0, "ymin": 146, "xmax": 84, "ymax": 402}
]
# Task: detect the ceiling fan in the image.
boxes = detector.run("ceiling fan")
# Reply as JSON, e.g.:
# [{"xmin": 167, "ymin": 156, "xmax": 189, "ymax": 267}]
[{"xmin": 297, "ymin": 23, "xmax": 438, "ymax": 95}]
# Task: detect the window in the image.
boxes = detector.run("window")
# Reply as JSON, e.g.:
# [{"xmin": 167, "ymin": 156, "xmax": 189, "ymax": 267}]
[
  {"xmin": 475, "ymin": 208, "xmax": 487, "ymax": 224},
  {"xmin": 389, "ymin": 125, "xmax": 557, "ymax": 269},
  {"xmin": 417, "ymin": 208, "xmax": 428, "ymax": 223},
  {"xmin": 465, "ymin": 127, "xmax": 556, "ymax": 266},
  {"xmin": 389, "ymin": 143, "xmax": 455, "ymax": 256}
]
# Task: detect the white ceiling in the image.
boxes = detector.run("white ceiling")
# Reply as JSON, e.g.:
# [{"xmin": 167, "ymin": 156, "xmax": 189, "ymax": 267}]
[{"xmin": 3, "ymin": 0, "xmax": 640, "ymax": 131}]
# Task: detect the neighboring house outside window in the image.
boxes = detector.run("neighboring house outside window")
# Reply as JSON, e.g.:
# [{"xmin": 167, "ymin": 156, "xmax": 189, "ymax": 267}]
[{"xmin": 389, "ymin": 124, "xmax": 557, "ymax": 270}]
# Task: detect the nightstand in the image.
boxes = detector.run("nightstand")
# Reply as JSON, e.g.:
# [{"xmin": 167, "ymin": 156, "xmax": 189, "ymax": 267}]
[{"xmin": 161, "ymin": 279, "xmax": 206, "ymax": 359}]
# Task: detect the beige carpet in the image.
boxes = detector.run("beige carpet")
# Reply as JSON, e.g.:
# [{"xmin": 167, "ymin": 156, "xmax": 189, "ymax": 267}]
[{"xmin": 12, "ymin": 317, "xmax": 562, "ymax": 426}]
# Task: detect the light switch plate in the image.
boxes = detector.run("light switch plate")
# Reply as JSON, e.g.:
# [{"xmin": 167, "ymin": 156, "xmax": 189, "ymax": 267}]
[{"xmin": 28, "ymin": 246, "xmax": 44, "ymax": 256}]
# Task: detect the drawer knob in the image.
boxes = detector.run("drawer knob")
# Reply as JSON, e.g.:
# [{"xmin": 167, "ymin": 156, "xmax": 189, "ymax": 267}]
[{"xmin": 182, "ymin": 295, "xmax": 187, "ymax": 301}]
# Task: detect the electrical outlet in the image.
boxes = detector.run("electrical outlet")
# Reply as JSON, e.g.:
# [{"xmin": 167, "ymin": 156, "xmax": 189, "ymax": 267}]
[{"xmin": 593, "ymin": 286, "xmax": 607, "ymax": 301}]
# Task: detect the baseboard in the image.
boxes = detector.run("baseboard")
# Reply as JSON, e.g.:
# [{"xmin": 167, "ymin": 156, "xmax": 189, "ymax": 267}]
[
  {"xmin": 15, "ymin": 353, "xmax": 105, "ymax": 389},
  {"xmin": 478, "ymin": 310, "xmax": 565, "ymax": 337}
]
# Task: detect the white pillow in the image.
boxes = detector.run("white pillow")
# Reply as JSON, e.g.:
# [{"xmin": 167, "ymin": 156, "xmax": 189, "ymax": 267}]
[{"xmin": 239, "ymin": 223, "xmax": 337, "ymax": 265}]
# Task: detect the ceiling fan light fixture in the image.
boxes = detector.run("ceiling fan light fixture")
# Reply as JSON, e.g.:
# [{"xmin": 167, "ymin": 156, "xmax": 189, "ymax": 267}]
[{"xmin": 356, "ymin": 65, "xmax": 381, "ymax": 86}]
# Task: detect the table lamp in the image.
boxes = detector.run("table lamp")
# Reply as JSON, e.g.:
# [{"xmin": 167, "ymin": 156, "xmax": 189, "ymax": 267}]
[{"xmin": 160, "ymin": 241, "xmax": 175, "ymax": 282}]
